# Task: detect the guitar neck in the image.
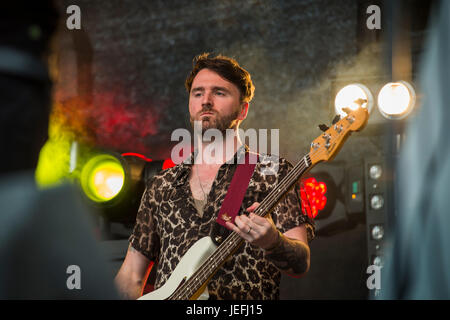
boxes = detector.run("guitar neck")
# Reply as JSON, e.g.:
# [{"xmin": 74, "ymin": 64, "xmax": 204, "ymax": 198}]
[
  {"xmin": 168, "ymin": 153, "xmax": 312, "ymax": 300},
  {"xmin": 252, "ymin": 153, "xmax": 312, "ymax": 218}
]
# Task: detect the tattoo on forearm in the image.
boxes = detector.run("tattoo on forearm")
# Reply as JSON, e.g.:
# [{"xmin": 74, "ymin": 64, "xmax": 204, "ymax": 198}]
[{"xmin": 264, "ymin": 233, "xmax": 309, "ymax": 275}]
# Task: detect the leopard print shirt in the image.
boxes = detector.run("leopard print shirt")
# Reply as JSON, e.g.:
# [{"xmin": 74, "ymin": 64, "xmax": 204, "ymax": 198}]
[{"xmin": 129, "ymin": 146, "xmax": 315, "ymax": 300}]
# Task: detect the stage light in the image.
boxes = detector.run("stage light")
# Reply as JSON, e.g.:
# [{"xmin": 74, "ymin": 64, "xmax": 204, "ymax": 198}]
[
  {"xmin": 377, "ymin": 81, "xmax": 416, "ymax": 119},
  {"xmin": 371, "ymin": 225, "xmax": 384, "ymax": 240},
  {"xmin": 372, "ymin": 255, "xmax": 384, "ymax": 268},
  {"xmin": 300, "ymin": 162, "xmax": 352, "ymax": 237},
  {"xmin": 162, "ymin": 158, "xmax": 176, "ymax": 170},
  {"xmin": 370, "ymin": 194, "xmax": 384, "ymax": 210},
  {"xmin": 334, "ymin": 83, "xmax": 374, "ymax": 117},
  {"xmin": 80, "ymin": 154, "xmax": 125, "ymax": 203},
  {"xmin": 122, "ymin": 152, "xmax": 152, "ymax": 162},
  {"xmin": 300, "ymin": 177, "xmax": 328, "ymax": 219},
  {"xmin": 369, "ymin": 164, "xmax": 383, "ymax": 180}
]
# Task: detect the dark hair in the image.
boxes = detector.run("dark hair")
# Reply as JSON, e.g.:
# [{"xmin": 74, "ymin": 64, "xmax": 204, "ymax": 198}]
[{"xmin": 185, "ymin": 53, "xmax": 255, "ymax": 103}]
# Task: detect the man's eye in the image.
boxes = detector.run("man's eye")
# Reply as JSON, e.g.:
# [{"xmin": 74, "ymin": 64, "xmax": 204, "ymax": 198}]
[{"xmin": 216, "ymin": 91, "xmax": 225, "ymax": 96}]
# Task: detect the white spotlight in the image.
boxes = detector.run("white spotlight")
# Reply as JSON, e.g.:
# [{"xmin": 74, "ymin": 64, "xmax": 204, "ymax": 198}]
[
  {"xmin": 377, "ymin": 81, "xmax": 416, "ymax": 120},
  {"xmin": 334, "ymin": 83, "xmax": 374, "ymax": 117}
]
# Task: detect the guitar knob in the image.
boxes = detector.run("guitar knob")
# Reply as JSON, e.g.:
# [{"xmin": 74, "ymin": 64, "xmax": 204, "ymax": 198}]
[
  {"xmin": 354, "ymin": 98, "xmax": 367, "ymax": 106},
  {"xmin": 342, "ymin": 107, "xmax": 352, "ymax": 114},
  {"xmin": 318, "ymin": 124, "xmax": 329, "ymax": 132},
  {"xmin": 332, "ymin": 115, "xmax": 340, "ymax": 125}
]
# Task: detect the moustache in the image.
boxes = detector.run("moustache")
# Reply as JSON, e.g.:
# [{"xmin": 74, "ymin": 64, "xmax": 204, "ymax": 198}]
[{"xmin": 199, "ymin": 107, "xmax": 216, "ymax": 116}]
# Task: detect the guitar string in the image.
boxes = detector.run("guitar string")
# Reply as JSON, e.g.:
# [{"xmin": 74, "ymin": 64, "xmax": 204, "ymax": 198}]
[
  {"xmin": 171, "ymin": 122, "xmax": 350, "ymax": 299},
  {"xmin": 170, "ymin": 154, "xmax": 312, "ymax": 299}
]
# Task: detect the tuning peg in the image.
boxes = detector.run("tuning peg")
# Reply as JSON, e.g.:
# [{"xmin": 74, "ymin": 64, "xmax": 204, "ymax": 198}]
[
  {"xmin": 318, "ymin": 124, "xmax": 329, "ymax": 132},
  {"xmin": 342, "ymin": 107, "xmax": 351, "ymax": 115},
  {"xmin": 332, "ymin": 115, "xmax": 340, "ymax": 125},
  {"xmin": 353, "ymin": 98, "xmax": 367, "ymax": 106}
]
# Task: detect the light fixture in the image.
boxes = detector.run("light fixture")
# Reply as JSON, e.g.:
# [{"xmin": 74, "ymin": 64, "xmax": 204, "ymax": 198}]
[
  {"xmin": 373, "ymin": 255, "xmax": 384, "ymax": 268},
  {"xmin": 80, "ymin": 154, "xmax": 125, "ymax": 203},
  {"xmin": 370, "ymin": 194, "xmax": 384, "ymax": 210},
  {"xmin": 300, "ymin": 177, "xmax": 328, "ymax": 219},
  {"xmin": 334, "ymin": 83, "xmax": 374, "ymax": 117},
  {"xmin": 369, "ymin": 164, "xmax": 383, "ymax": 180},
  {"xmin": 162, "ymin": 158, "xmax": 176, "ymax": 170},
  {"xmin": 371, "ymin": 225, "xmax": 384, "ymax": 240},
  {"xmin": 377, "ymin": 81, "xmax": 416, "ymax": 120}
]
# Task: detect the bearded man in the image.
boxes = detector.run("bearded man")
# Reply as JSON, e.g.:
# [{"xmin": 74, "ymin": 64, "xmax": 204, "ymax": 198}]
[{"xmin": 115, "ymin": 53, "xmax": 315, "ymax": 300}]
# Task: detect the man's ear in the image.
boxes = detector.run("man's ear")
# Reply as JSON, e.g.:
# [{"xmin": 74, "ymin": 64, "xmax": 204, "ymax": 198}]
[{"xmin": 238, "ymin": 102, "xmax": 249, "ymax": 120}]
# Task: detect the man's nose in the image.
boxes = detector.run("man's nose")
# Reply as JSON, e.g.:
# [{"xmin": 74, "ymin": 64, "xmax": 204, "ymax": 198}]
[{"xmin": 201, "ymin": 91, "xmax": 213, "ymax": 106}]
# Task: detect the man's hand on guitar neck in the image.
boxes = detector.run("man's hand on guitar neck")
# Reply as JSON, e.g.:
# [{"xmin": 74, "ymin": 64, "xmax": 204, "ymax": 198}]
[
  {"xmin": 225, "ymin": 202, "xmax": 310, "ymax": 278},
  {"xmin": 225, "ymin": 202, "xmax": 279, "ymax": 250}
]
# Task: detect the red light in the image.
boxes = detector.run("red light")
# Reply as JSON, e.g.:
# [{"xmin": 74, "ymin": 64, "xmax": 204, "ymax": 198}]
[
  {"xmin": 162, "ymin": 158, "xmax": 176, "ymax": 170},
  {"xmin": 122, "ymin": 152, "xmax": 152, "ymax": 162},
  {"xmin": 300, "ymin": 177, "xmax": 327, "ymax": 219}
]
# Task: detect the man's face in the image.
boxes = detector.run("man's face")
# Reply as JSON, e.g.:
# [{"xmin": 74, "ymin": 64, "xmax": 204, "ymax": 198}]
[{"xmin": 189, "ymin": 68, "xmax": 246, "ymax": 134}]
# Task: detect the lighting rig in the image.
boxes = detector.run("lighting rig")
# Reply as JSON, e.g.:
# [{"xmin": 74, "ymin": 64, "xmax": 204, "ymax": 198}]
[{"xmin": 301, "ymin": 79, "xmax": 416, "ymax": 273}]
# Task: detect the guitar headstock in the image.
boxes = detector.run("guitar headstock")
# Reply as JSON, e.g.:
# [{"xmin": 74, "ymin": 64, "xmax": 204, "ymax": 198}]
[{"xmin": 309, "ymin": 107, "xmax": 369, "ymax": 165}]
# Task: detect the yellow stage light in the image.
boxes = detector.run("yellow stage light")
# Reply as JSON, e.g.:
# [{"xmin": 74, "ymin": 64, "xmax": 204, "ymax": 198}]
[{"xmin": 80, "ymin": 154, "xmax": 125, "ymax": 202}]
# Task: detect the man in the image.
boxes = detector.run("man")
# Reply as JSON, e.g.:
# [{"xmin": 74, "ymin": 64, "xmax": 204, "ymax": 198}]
[{"xmin": 115, "ymin": 53, "xmax": 315, "ymax": 300}]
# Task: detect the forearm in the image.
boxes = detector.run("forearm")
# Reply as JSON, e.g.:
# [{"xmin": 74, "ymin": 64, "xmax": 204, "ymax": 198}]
[
  {"xmin": 115, "ymin": 270, "xmax": 143, "ymax": 300},
  {"xmin": 115, "ymin": 245, "xmax": 150, "ymax": 300},
  {"xmin": 263, "ymin": 231, "xmax": 310, "ymax": 277}
]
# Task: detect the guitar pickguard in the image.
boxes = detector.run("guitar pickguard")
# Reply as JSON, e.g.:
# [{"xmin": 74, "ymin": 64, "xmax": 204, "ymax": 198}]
[{"xmin": 138, "ymin": 236, "xmax": 217, "ymax": 300}]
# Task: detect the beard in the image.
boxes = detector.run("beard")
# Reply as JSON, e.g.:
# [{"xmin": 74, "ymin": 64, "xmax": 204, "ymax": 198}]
[{"xmin": 190, "ymin": 107, "xmax": 241, "ymax": 135}]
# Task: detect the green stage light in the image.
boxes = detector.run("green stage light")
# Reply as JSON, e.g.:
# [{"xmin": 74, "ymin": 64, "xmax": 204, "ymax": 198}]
[{"xmin": 80, "ymin": 154, "xmax": 125, "ymax": 202}]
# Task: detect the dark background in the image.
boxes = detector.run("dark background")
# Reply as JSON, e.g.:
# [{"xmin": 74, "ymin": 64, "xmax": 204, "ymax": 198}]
[{"xmin": 52, "ymin": 0, "xmax": 432, "ymax": 299}]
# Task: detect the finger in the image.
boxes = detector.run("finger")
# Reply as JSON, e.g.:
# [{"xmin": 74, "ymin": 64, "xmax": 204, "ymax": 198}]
[
  {"xmin": 239, "ymin": 214, "xmax": 264, "ymax": 235},
  {"xmin": 249, "ymin": 212, "xmax": 271, "ymax": 227},
  {"xmin": 234, "ymin": 215, "xmax": 251, "ymax": 232},
  {"xmin": 225, "ymin": 221, "xmax": 252, "ymax": 241},
  {"xmin": 225, "ymin": 221, "xmax": 239, "ymax": 233},
  {"xmin": 246, "ymin": 202, "xmax": 260, "ymax": 212}
]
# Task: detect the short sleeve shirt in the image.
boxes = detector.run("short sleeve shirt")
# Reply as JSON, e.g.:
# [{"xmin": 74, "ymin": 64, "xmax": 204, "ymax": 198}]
[{"xmin": 129, "ymin": 146, "xmax": 315, "ymax": 300}]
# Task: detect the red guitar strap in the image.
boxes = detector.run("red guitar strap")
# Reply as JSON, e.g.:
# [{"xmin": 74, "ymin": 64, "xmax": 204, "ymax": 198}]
[{"xmin": 216, "ymin": 151, "xmax": 258, "ymax": 229}]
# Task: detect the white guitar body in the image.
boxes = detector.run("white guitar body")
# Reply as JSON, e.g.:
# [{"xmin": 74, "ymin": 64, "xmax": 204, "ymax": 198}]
[{"xmin": 138, "ymin": 236, "xmax": 217, "ymax": 300}]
